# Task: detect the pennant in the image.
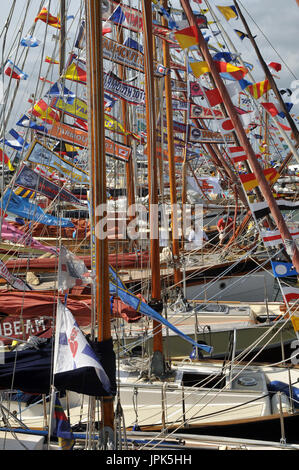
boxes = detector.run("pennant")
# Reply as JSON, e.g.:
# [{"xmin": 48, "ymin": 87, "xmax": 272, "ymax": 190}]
[
  {"xmin": 20, "ymin": 36, "xmax": 41, "ymax": 47},
  {"xmin": 205, "ymin": 87, "xmax": 223, "ymax": 107},
  {"xmin": 240, "ymin": 168, "xmax": 280, "ymax": 191},
  {"xmin": 246, "ymin": 80, "xmax": 271, "ymax": 100},
  {"xmin": 1, "ymin": 218, "xmax": 56, "ymax": 254},
  {"xmin": 16, "ymin": 114, "xmax": 52, "ymax": 134},
  {"xmin": 35, "ymin": 7, "xmax": 61, "ymax": 29},
  {"xmin": 52, "ymin": 395, "xmax": 75, "ymax": 450},
  {"xmin": 54, "ymin": 301, "xmax": 113, "ymax": 396},
  {"xmin": 174, "ymin": 25, "xmax": 199, "ymax": 50},
  {"xmin": 2, "ymin": 129, "xmax": 29, "ymax": 151},
  {"xmin": 189, "ymin": 61, "xmax": 210, "ymax": 77},
  {"xmin": 234, "ymin": 29, "xmax": 249, "ymax": 40},
  {"xmin": 29, "ymin": 99, "xmax": 60, "ymax": 125},
  {"xmin": 45, "ymin": 82, "xmax": 76, "ymax": 104},
  {"xmin": 271, "ymin": 261, "xmax": 298, "ymax": 278},
  {"xmin": 123, "ymin": 37, "xmax": 143, "ymax": 53},
  {"xmin": 216, "ymin": 5, "xmax": 238, "ymax": 21},
  {"xmin": 4, "ymin": 60, "xmax": 28, "ymax": 80}
]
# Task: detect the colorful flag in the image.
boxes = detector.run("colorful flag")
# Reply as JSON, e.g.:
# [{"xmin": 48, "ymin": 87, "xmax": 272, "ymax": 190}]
[
  {"xmin": 4, "ymin": 60, "xmax": 28, "ymax": 80},
  {"xmin": 35, "ymin": 7, "xmax": 61, "ymax": 29},
  {"xmin": 52, "ymin": 395, "xmax": 75, "ymax": 450},
  {"xmin": 45, "ymin": 56, "xmax": 59, "ymax": 64},
  {"xmin": 0, "ymin": 148, "xmax": 14, "ymax": 171},
  {"xmin": 2, "ymin": 129, "xmax": 29, "ymax": 151},
  {"xmin": 20, "ymin": 35, "xmax": 41, "ymax": 47},
  {"xmin": 281, "ymin": 286, "xmax": 299, "ymax": 303},
  {"xmin": 261, "ymin": 101, "xmax": 293, "ymax": 119},
  {"xmin": 174, "ymin": 25, "xmax": 199, "ymax": 50},
  {"xmin": 63, "ymin": 59, "xmax": 86, "ymax": 84},
  {"xmin": 268, "ymin": 62, "xmax": 282, "ymax": 72},
  {"xmin": 240, "ymin": 168, "xmax": 280, "ymax": 191},
  {"xmin": 205, "ymin": 87, "xmax": 223, "ymax": 107},
  {"xmin": 250, "ymin": 199, "xmax": 299, "ymax": 219},
  {"xmin": 271, "ymin": 261, "xmax": 298, "ymax": 278},
  {"xmin": 30, "ymin": 99, "xmax": 60, "ymax": 125},
  {"xmin": 54, "ymin": 301, "xmax": 112, "ymax": 396},
  {"xmin": 216, "ymin": 5, "xmax": 238, "ymax": 21},
  {"xmin": 14, "ymin": 187, "xmax": 35, "ymax": 199},
  {"xmin": 261, "ymin": 227, "xmax": 299, "ymax": 247},
  {"xmin": 218, "ymin": 118, "xmax": 235, "ymax": 134},
  {"xmin": 228, "ymin": 146, "xmax": 247, "ymax": 163},
  {"xmin": 1, "ymin": 218, "xmax": 56, "ymax": 254},
  {"xmin": 190, "ymin": 60, "xmax": 210, "ymax": 77},
  {"xmin": 234, "ymin": 29, "xmax": 248, "ymax": 40},
  {"xmin": 246, "ymin": 80, "xmax": 271, "ymax": 99},
  {"xmin": 214, "ymin": 61, "xmax": 248, "ymax": 81}
]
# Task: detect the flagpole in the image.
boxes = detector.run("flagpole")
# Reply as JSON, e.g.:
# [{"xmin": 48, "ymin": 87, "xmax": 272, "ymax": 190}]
[
  {"xmin": 85, "ymin": 0, "xmax": 114, "ymax": 439},
  {"xmin": 180, "ymin": 0, "xmax": 299, "ymax": 274}
]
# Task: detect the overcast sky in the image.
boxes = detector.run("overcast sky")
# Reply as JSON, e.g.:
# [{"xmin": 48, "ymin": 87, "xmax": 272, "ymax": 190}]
[{"xmin": 0, "ymin": 0, "xmax": 298, "ymax": 132}]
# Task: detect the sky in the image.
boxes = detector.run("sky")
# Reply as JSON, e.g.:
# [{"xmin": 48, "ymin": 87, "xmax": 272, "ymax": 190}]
[{"xmin": 0, "ymin": 0, "xmax": 298, "ymax": 145}]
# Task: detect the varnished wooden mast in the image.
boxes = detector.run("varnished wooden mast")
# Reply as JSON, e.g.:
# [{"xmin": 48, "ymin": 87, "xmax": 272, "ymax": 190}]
[
  {"xmin": 85, "ymin": 0, "xmax": 114, "ymax": 432},
  {"xmin": 142, "ymin": 0, "xmax": 164, "ymax": 370},
  {"xmin": 180, "ymin": 0, "xmax": 299, "ymax": 273}
]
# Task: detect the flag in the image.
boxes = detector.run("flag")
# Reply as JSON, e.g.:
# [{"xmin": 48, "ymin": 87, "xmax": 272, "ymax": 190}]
[
  {"xmin": 261, "ymin": 101, "xmax": 293, "ymax": 119},
  {"xmin": 250, "ymin": 199, "xmax": 299, "ymax": 219},
  {"xmin": 234, "ymin": 29, "xmax": 248, "ymax": 40},
  {"xmin": 16, "ymin": 114, "xmax": 52, "ymax": 133},
  {"xmin": 45, "ymin": 56, "xmax": 59, "ymax": 64},
  {"xmin": 2, "ymin": 129, "xmax": 29, "ymax": 151},
  {"xmin": 261, "ymin": 226, "xmax": 299, "ymax": 247},
  {"xmin": 45, "ymin": 82, "xmax": 76, "ymax": 104},
  {"xmin": 205, "ymin": 88, "xmax": 223, "ymax": 107},
  {"xmin": 64, "ymin": 59, "xmax": 86, "ymax": 84},
  {"xmin": 228, "ymin": 146, "xmax": 247, "ymax": 163},
  {"xmin": 218, "ymin": 118, "xmax": 234, "ymax": 134},
  {"xmin": 216, "ymin": 5, "xmax": 238, "ymax": 21},
  {"xmin": 214, "ymin": 61, "xmax": 248, "ymax": 81},
  {"xmin": 35, "ymin": 7, "xmax": 61, "ymax": 29},
  {"xmin": 0, "ymin": 148, "xmax": 14, "ymax": 171},
  {"xmin": 213, "ymin": 52, "xmax": 236, "ymax": 62},
  {"xmin": 58, "ymin": 246, "xmax": 91, "ymax": 292},
  {"xmin": 30, "ymin": 99, "xmax": 60, "ymax": 125},
  {"xmin": 246, "ymin": 80, "xmax": 271, "ymax": 99},
  {"xmin": 281, "ymin": 286, "xmax": 299, "ymax": 303},
  {"xmin": 4, "ymin": 60, "xmax": 28, "ymax": 80},
  {"xmin": 174, "ymin": 25, "xmax": 199, "ymax": 50},
  {"xmin": 0, "ymin": 218, "xmax": 55, "ymax": 254},
  {"xmin": 271, "ymin": 261, "xmax": 298, "ymax": 278},
  {"xmin": 14, "ymin": 187, "xmax": 35, "ymax": 199},
  {"xmin": 190, "ymin": 61, "xmax": 210, "ymax": 77},
  {"xmin": 268, "ymin": 62, "xmax": 282, "ymax": 72},
  {"xmin": 20, "ymin": 35, "xmax": 41, "ymax": 47},
  {"xmin": 52, "ymin": 395, "xmax": 75, "ymax": 450},
  {"xmin": 123, "ymin": 37, "xmax": 143, "ymax": 53},
  {"xmin": 54, "ymin": 301, "xmax": 113, "ymax": 396},
  {"xmin": 240, "ymin": 168, "xmax": 280, "ymax": 191}
]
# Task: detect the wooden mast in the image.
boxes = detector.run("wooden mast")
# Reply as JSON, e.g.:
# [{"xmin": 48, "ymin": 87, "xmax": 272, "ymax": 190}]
[
  {"xmin": 85, "ymin": 0, "xmax": 114, "ymax": 434},
  {"xmin": 180, "ymin": 0, "xmax": 299, "ymax": 273},
  {"xmin": 161, "ymin": 0, "xmax": 182, "ymax": 287},
  {"xmin": 142, "ymin": 0, "xmax": 165, "ymax": 375}
]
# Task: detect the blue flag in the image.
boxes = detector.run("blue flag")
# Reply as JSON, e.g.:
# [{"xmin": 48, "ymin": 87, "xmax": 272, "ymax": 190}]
[{"xmin": 271, "ymin": 261, "xmax": 298, "ymax": 278}]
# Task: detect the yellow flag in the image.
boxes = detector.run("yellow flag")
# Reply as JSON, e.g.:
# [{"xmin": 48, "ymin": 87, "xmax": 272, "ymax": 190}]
[
  {"xmin": 190, "ymin": 61, "xmax": 210, "ymax": 77},
  {"xmin": 216, "ymin": 5, "xmax": 238, "ymax": 21}
]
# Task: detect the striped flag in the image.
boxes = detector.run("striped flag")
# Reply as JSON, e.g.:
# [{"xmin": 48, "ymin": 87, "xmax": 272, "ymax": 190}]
[
  {"xmin": 14, "ymin": 187, "xmax": 35, "ymax": 199},
  {"xmin": 64, "ymin": 59, "xmax": 86, "ymax": 84},
  {"xmin": 0, "ymin": 148, "xmax": 14, "ymax": 171},
  {"xmin": 30, "ymin": 99, "xmax": 60, "ymax": 125},
  {"xmin": 228, "ymin": 146, "xmax": 247, "ymax": 163},
  {"xmin": 250, "ymin": 199, "xmax": 299, "ymax": 219},
  {"xmin": 216, "ymin": 5, "xmax": 238, "ymax": 21},
  {"xmin": 246, "ymin": 80, "xmax": 271, "ymax": 99},
  {"xmin": 35, "ymin": 7, "xmax": 61, "ymax": 29},
  {"xmin": 4, "ymin": 60, "xmax": 28, "ymax": 80},
  {"xmin": 20, "ymin": 35, "xmax": 41, "ymax": 47},
  {"xmin": 45, "ymin": 56, "xmax": 59, "ymax": 64},
  {"xmin": 174, "ymin": 25, "xmax": 199, "ymax": 49},
  {"xmin": 240, "ymin": 168, "xmax": 280, "ymax": 191},
  {"xmin": 281, "ymin": 286, "xmax": 299, "ymax": 303},
  {"xmin": 214, "ymin": 61, "xmax": 248, "ymax": 81},
  {"xmin": 261, "ymin": 226, "xmax": 299, "ymax": 247},
  {"xmin": 52, "ymin": 395, "xmax": 75, "ymax": 450}
]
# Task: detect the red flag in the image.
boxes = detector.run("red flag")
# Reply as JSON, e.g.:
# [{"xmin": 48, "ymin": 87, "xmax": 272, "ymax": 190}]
[
  {"xmin": 268, "ymin": 62, "xmax": 281, "ymax": 72},
  {"xmin": 205, "ymin": 88, "xmax": 223, "ymax": 107},
  {"xmin": 261, "ymin": 102, "xmax": 279, "ymax": 117},
  {"xmin": 218, "ymin": 118, "xmax": 234, "ymax": 133}
]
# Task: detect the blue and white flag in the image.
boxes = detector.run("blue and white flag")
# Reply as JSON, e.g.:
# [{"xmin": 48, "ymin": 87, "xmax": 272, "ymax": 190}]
[
  {"xmin": 2, "ymin": 129, "xmax": 29, "ymax": 151},
  {"xmin": 271, "ymin": 261, "xmax": 298, "ymax": 278},
  {"xmin": 45, "ymin": 82, "xmax": 76, "ymax": 104},
  {"xmin": 20, "ymin": 35, "xmax": 41, "ymax": 47},
  {"xmin": 54, "ymin": 301, "xmax": 111, "ymax": 394},
  {"xmin": 2, "ymin": 189, "xmax": 74, "ymax": 228},
  {"xmin": 16, "ymin": 114, "xmax": 52, "ymax": 133}
]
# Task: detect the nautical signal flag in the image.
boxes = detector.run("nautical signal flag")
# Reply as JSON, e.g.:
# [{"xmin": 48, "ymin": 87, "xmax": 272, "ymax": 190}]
[
  {"xmin": 214, "ymin": 61, "xmax": 248, "ymax": 81},
  {"xmin": 271, "ymin": 261, "xmax": 298, "ymax": 278},
  {"xmin": 190, "ymin": 61, "xmax": 210, "ymax": 77},
  {"xmin": 240, "ymin": 168, "xmax": 280, "ymax": 191},
  {"xmin": 20, "ymin": 35, "xmax": 41, "ymax": 47},
  {"xmin": 205, "ymin": 87, "xmax": 223, "ymax": 107},
  {"xmin": 228, "ymin": 146, "xmax": 247, "ymax": 163},
  {"xmin": 30, "ymin": 99, "xmax": 60, "ymax": 125},
  {"xmin": 246, "ymin": 80, "xmax": 271, "ymax": 100},
  {"xmin": 174, "ymin": 25, "xmax": 199, "ymax": 50},
  {"xmin": 268, "ymin": 62, "xmax": 282, "ymax": 73},
  {"xmin": 4, "ymin": 60, "xmax": 28, "ymax": 80},
  {"xmin": 64, "ymin": 60, "xmax": 86, "ymax": 84},
  {"xmin": 0, "ymin": 148, "xmax": 14, "ymax": 171},
  {"xmin": 234, "ymin": 29, "xmax": 249, "ymax": 40},
  {"xmin": 34, "ymin": 7, "xmax": 61, "ymax": 29},
  {"xmin": 45, "ymin": 56, "xmax": 59, "ymax": 65},
  {"xmin": 52, "ymin": 395, "xmax": 75, "ymax": 450},
  {"xmin": 216, "ymin": 5, "xmax": 238, "ymax": 21}
]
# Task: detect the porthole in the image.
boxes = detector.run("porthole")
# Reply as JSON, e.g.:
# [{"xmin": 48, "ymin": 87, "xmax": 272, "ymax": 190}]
[{"xmin": 219, "ymin": 282, "xmax": 226, "ymax": 290}]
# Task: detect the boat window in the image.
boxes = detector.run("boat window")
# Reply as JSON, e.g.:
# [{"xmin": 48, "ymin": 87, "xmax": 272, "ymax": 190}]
[{"xmin": 181, "ymin": 372, "xmax": 226, "ymax": 389}]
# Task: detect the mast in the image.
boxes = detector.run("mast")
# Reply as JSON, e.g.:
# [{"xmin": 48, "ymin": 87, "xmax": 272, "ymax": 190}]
[
  {"xmin": 180, "ymin": 0, "xmax": 299, "ymax": 273},
  {"xmin": 59, "ymin": 0, "xmax": 66, "ymax": 77},
  {"xmin": 232, "ymin": 0, "xmax": 299, "ymax": 147},
  {"xmin": 142, "ymin": 0, "xmax": 165, "ymax": 376},
  {"xmin": 85, "ymin": 0, "xmax": 114, "ymax": 436}
]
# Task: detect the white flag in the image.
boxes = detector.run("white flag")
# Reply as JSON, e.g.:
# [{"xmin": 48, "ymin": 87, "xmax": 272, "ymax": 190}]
[
  {"xmin": 54, "ymin": 301, "xmax": 111, "ymax": 394},
  {"xmin": 58, "ymin": 246, "xmax": 91, "ymax": 291}
]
